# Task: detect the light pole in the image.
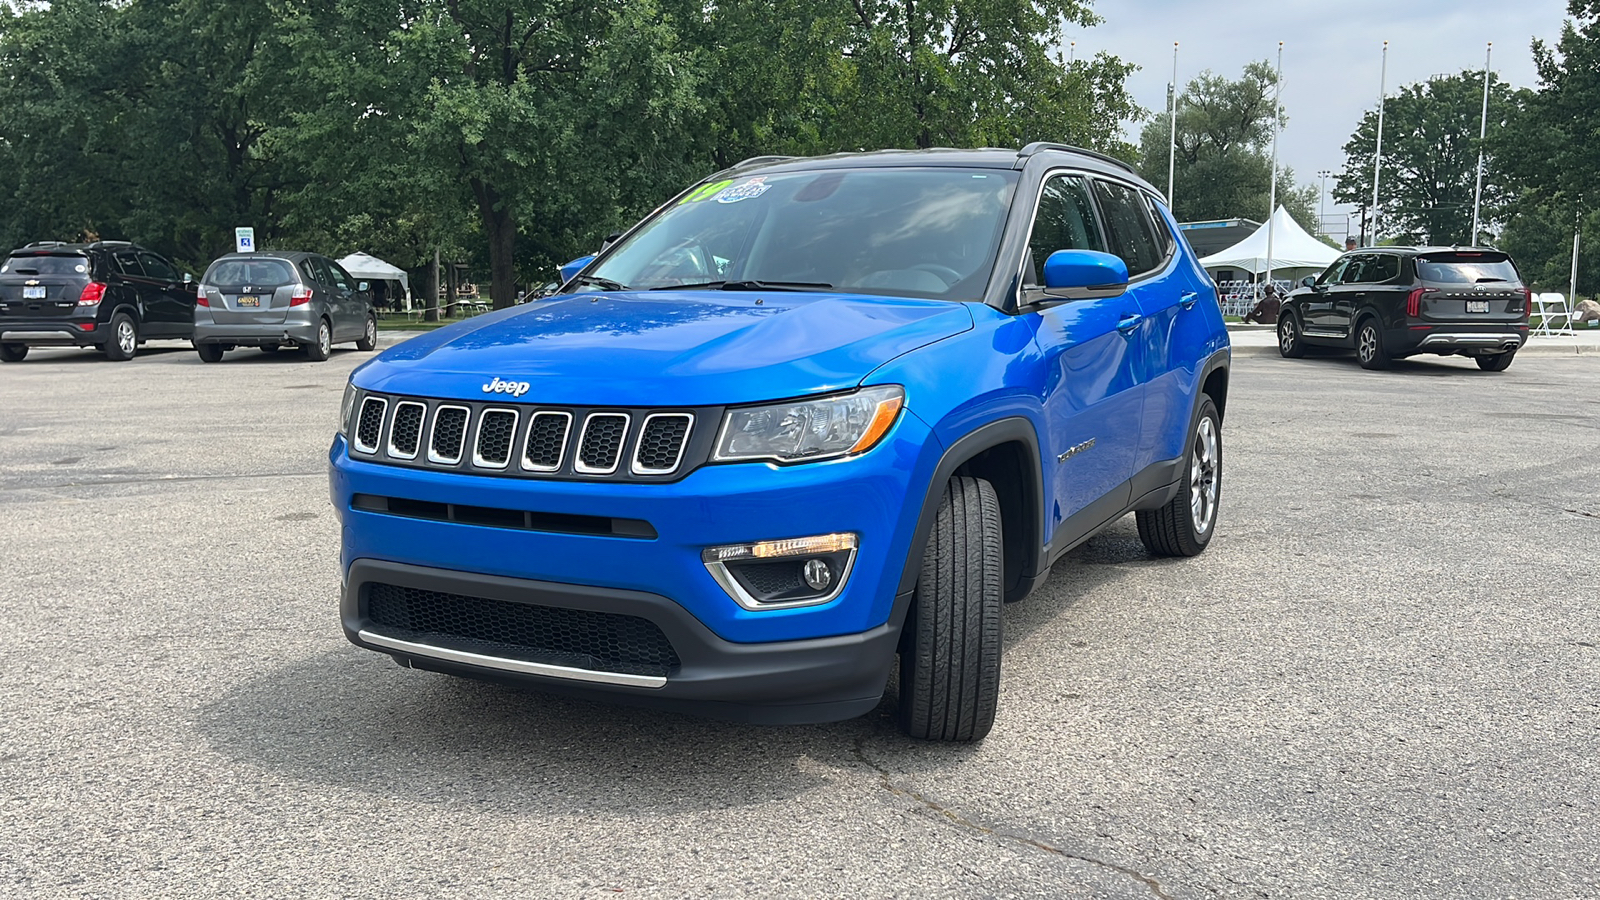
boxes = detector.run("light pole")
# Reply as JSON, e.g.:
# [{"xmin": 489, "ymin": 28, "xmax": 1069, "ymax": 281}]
[
  {"xmin": 1265, "ymin": 41, "xmax": 1283, "ymax": 288},
  {"xmin": 1371, "ymin": 40, "xmax": 1388, "ymax": 246},
  {"xmin": 1317, "ymin": 169, "xmax": 1333, "ymax": 238},
  {"xmin": 1471, "ymin": 43, "xmax": 1492, "ymax": 246}
]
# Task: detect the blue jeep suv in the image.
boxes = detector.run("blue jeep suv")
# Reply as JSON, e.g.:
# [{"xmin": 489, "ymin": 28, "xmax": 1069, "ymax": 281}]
[{"xmin": 329, "ymin": 144, "xmax": 1230, "ymax": 741}]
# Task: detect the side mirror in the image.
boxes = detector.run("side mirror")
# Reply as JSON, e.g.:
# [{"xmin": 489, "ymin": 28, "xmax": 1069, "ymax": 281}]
[
  {"xmin": 182, "ymin": 273, "xmax": 193, "ymax": 284},
  {"xmin": 1039, "ymin": 250, "xmax": 1129, "ymax": 303},
  {"xmin": 1300, "ymin": 275, "xmax": 1316, "ymax": 289},
  {"xmin": 559, "ymin": 255, "xmax": 595, "ymax": 284},
  {"xmin": 358, "ymin": 281, "xmax": 369, "ymax": 292},
  {"xmin": 599, "ymin": 231, "xmax": 623, "ymax": 252}
]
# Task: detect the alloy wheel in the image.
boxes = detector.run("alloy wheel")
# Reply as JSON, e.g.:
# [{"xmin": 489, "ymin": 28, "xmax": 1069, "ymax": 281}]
[
  {"xmin": 1188, "ymin": 417, "xmax": 1219, "ymax": 535},
  {"xmin": 117, "ymin": 320, "xmax": 136, "ymax": 355}
]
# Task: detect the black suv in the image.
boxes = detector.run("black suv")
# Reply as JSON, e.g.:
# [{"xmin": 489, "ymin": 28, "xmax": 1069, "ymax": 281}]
[
  {"xmin": 1277, "ymin": 247, "xmax": 1529, "ymax": 371},
  {"xmin": 0, "ymin": 241, "xmax": 196, "ymax": 362}
]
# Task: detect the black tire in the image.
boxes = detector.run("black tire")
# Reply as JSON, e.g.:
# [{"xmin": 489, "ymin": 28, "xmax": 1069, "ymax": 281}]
[
  {"xmin": 196, "ymin": 343, "xmax": 225, "ymax": 363},
  {"xmin": 1137, "ymin": 396, "xmax": 1221, "ymax": 558},
  {"xmin": 1476, "ymin": 350, "xmax": 1515, "ymax": 372},
  {"xmin": 104, "ymin": 313, "xmax": 138, "ymax": 361},
  {"xmin": 356, "ymin": 315, "xmax": 377, "ymax": 351},
  {"xmin": 303, "ymin": 318, "xmax": 332, "ymax": 361},
  {"xmin": 1355, "ymin": 318, "xmax": 1389, "ymax": 370},
  {"xmin": 0, "ymin": 342, "xmax": 27, "ymax": 362},
  {"xmin": 898, "ymin": 475, "xmax": 1003, "ymax": 743},
  {"xmin": 1277, "ymin": 312, "xmax": 1305, "ymax": 358}
]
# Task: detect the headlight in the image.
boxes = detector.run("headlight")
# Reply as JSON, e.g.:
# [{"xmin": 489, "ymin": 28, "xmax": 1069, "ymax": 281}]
[
  {"xmin": 338, "ymin": 383, "xmax": 356, "ymax": 436},
  {"xmin": 712, "ymin": 385, "xmax": 904, "ymax": 464}
]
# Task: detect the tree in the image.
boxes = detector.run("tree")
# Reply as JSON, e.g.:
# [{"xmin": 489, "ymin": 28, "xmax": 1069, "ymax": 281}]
[
  {"xmin": 1136, "ymin": 62, "xmax": 1316, "ymax": 229},
  {"xmin": 1332, "ymin": 70, "xmax": 1526, "ymax": 246}
]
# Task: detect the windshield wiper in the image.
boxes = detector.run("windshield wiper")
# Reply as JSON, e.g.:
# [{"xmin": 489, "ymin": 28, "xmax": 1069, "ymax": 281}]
[
  {"xmin": 649, "ymin": 280, "xmax": 833, "ymax": 292},
  {"xmin": 572, "ymin": 274, "xmax": 628, "ymax": 291}
]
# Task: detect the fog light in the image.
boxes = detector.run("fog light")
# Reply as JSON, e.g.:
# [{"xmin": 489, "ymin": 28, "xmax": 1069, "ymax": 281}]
[{"xmin": 803, "ymin": 559, "xmax": 831, "ymax": 591}]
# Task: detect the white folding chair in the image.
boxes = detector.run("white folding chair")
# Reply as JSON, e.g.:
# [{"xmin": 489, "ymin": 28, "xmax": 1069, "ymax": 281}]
[{"xmin": 1532, "ymin": 292, "xmax": 1575, "ymax": 336}]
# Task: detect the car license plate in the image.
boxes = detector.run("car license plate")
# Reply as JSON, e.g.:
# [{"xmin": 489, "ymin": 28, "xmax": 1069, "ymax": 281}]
[
  {"xmin": 23, "ymin": 286, "xmax": 46, "ymax": 299},
  {"xmin": 1467, "ymin": 299, "xmax": 1489, "ymax": 313},
  {"xmin": 237, "ymin": 295, "xmax": 259, "ymax": 307}
]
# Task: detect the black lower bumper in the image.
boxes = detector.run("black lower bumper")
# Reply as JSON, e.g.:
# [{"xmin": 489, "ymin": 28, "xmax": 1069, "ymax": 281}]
[
  {"xmin": 1394, "ymin": 324, "xmax": 1527, "ymax": 356},
  {"xmin": 0, "ymin": 322, "xmax": 101, "ymax": 347},
  {"xmin": 341, "ymin": 559, "xmax": 905, "ymax": 724}
]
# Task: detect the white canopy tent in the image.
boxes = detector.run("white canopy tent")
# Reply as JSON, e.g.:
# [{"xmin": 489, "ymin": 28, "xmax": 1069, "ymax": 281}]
[
  {"xmin": 1198, "ymin": 206, "xmax": 1339, "ymax": 274},
  {"xmin": 337, "ymin": 252, "xmax": 411, "ymax": 307}
]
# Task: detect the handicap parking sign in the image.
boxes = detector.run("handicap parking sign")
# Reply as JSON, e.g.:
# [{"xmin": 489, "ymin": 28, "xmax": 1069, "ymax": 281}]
[{"xmin": 235, "ymin": 227, "xmax": 255, "ymax": 253}]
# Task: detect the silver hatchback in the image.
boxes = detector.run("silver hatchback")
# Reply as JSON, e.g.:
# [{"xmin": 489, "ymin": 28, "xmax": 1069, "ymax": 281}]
[{"xmin": 193, "ymin": 251, "xmax": 378, "ymax": 361}]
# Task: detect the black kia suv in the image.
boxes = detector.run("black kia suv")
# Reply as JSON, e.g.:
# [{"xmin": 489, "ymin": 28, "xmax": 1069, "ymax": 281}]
[
  {"xmin": 1277, "ymin": 247, "xmax": 1529, "ymax": 371},
  {"xmin": 0, "ymin": 241, "xmax": 196, "ymax": 362}
]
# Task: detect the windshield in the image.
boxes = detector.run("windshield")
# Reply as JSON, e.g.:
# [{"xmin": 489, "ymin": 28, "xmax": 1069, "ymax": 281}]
[
  {"xmin": 1417, "ymin": 254, "xmax": 1520, "ymax": 284},
  {"xmin": 2, "ymin": 254, "xmax": 89, "ymax": 276},
  {"xmin": 585, "ymin": 167, "xmax": 1020, "ymax": 301},
  {"xmin": 204, "ymin": 258, "xmax": 297, "ymax": 288}
]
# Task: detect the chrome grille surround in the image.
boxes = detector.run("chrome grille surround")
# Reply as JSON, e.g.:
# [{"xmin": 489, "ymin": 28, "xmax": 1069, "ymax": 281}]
[
  {"xmin": 632, "ymin": 413, "xmax": 694, "ymax": 475},
  {"xmin": 353, "ymin": 397, "xmax": 387, "ymax": 454},
  {"xmin": 471, "ymin": 408, "xmax": 518, "ymax": 469},
  {"xmin": 427, "ymin": 405, "xmax": 471, "ymax": 465},
  {"xmin": 574, "ymin": 412, "xmax": 631, "ymax": 475},
  {"xmin": 386, "ymin": 401, "xmax": 427, "ymax": 460},
  {"xmin": 521, "ymin": 411, "xmax": 573, "ymax": 473}
]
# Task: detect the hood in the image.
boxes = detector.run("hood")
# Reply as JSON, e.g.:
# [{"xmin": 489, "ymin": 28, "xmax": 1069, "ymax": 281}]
[{"xmin": 358, "ymin": 290, "xmax": 974, "ymax": 406}]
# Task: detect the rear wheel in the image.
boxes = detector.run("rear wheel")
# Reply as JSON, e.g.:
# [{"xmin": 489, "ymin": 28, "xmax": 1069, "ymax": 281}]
[
  {"xmin": 303, "ymin": 318, "xmax": 332, "ymax": 361},
  {"xmin": 196, "ymin": 343, "xmax": 225, "ymax": 363},
  {"xmin": 1277, "ymin": 313, "xmax": 1305, "ymax": 358},
  {"xmin": 356, "ymin": 315, "xmax": 377, "ymax": 351},
  {"xmin": 898, "ymin": 475, "xmax": 1003, "ymax": 743},
  {"xmin": 104, "ymin": 313, "xmax": 137, "ymax": 361},
  {"xmin": 1138, "ymin": 397, "xmax": 1221, "ymax": 558},
  {"xmin": 1476, "ymin": 350, "xmax": 1515, "ymax": 371},
  {"xmin": 0, "ymin": 343, "xmax": 27, "ymax": 362},
  {"xmin": 1355, "ymin": 318, "xmax": 1389, "ymax": 370}
]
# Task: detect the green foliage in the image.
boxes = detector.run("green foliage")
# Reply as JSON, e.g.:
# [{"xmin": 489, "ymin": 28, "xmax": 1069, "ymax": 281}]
[
  {"xmin": 1136, "ymin": 61, "xmax": 1316, "ymax": 230},
  {"xmin": 1332, "ymin": 69, "xmax": 1526, "ymax": 247},
  {"xmin": 0, "ymin": 0, "xmax": 1140, "ymax": 301}
]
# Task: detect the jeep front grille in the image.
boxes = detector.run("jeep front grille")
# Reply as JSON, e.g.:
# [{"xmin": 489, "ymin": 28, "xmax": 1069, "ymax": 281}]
[{"xmin": 346, "ymin": 391, "xmax": 708, "ymax": 483}]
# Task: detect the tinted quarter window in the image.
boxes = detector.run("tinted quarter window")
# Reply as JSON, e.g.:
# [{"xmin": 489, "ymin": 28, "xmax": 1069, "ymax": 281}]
[
  {"xmin": 138, "ymin": 252, "xmax": 178, "ymax": 282},
  {"xmin": 299, "ymin": 259, "xmax": 321, "ymax": 285},
  {"xmin": 1416, "ymin": 254, "xmax": 1521, "ymax": 284},
  {"xmin": 1143, "ymin": 194, "xmax": 1175, "ymax": 257},
  {"xmin": 1024, "ymin": 175, "xmax": 1106, "ymax": 286},
  {"xmin": 1092, "ymin": 180, "xmax": 1162, "ymax": 277}
]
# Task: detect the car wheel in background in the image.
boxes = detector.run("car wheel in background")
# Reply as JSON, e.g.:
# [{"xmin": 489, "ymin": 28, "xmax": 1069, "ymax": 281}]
[
  {"xmin": 898, "ymin": 475, "xmax": 1003, "ymax": 743},
  {"xmin": 304, "ymin": 319, "xmax": 332, "ymax": 361},
  {"xmin": 1138, "ymin": 396, "xmax": 1221, "ymax": 558},
  {"xmin": 196, "ymin": 343, "xmax": 225, "ymax": 363},
  {"xmin": 356, "ymin": 315, "xmax": 377, "ymax": 352},
  {"xmin": 1356, "ymin": 318, "xmax": 1389, "ymax": 370},
  {"xmin": 104, "ymin": 313, "xmax": 138, "ymax": 361},
  {"xmin": 1476, "ymin": 350, "xmax": 1515, "ymax": 371},
  {"xmin": 1277, "ymin": 313, "xmax": 1305, "ymax": 358},
  {"xmin": 0, "ymin": 343, "xmax": 27, "ymax": 362}
]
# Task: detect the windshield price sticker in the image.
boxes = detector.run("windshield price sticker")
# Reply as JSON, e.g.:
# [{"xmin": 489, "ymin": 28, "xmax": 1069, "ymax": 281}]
[{"xmin": 716, "ymin": 177, "xmax": 771, "ymax": 204}]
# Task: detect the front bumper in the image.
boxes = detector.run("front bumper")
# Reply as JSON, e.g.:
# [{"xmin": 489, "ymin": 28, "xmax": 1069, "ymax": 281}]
[
  {"xmin": 194, "ymin": 309, "xmax": 318, "ymax": 346},
  {"xmin": 343, "ymin": 559, "xmax": 904, "ymax": 723},
  {"xmin": 0, "ymin": 320, "xmax": 101, "ymax": 346}
]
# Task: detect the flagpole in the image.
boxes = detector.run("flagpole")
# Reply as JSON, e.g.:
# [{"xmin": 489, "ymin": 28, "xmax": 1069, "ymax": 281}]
[
  {"xmin": 1471, "ymin": 43, "xmax": 1492, "ymax": 246},
  {"xmin": 1370, "ymin": 41, "xmax": 1388, "ymax": 246},
  {"xmin": 1265, "ymin": 41, "xmax": 1283, "ymax": 289},
  {"xmin": 1168, "ymin": 42, "xmax": 1179, "ymax": 209}
]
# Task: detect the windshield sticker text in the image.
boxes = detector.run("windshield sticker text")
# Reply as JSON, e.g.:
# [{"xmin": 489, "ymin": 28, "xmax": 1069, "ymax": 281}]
[{"xmin": 716, "ymin": 177, "xmax": 771, "ymax": 204}]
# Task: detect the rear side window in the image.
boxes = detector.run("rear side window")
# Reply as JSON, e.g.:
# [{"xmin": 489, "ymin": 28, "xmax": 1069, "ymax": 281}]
[
  {"xmin": 1024, "ymin": 174, "xmax": 1106, "ymax": 286},
  {"xmin": 1417, "ymin": 254, "xmax": 1520, "ymax": 285},
  {"xmin": 1366, "ymin": 255, "xmax": 1400, "ymax": 283},
  {"xmin": 1, "ymin": 254, "xmax": 89, "ymax": 276},
  {"xmin": 114, "ymin": 250, "xmax": 145, "ymax": 277},
  {"xmin": 205, "ymin": 258, "xmax": 297, "ymax": 288},
  {"xmin": 139, "ymin": 252, "xmax": 178, "ymax": 282},
  {"xmin": 1092, "ymin": 180, "xmax": 1163, "ymax": 277}
]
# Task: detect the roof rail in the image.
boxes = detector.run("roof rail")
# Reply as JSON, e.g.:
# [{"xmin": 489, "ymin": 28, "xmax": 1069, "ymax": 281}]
[
  {"xmin": 1017, "ymin": 142, "xmax": 1137, "ymax": 175},
  {"xmin": 23, "ymin": 240, "xmax": 70, "ymax": 248},
  {"xmin": 730, "ymin": 155, "xmax": 796, "ymax": 171}
]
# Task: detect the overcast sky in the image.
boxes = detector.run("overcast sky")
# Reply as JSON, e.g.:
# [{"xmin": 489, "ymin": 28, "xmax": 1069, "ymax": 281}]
[{"xmin": 1062, "ymin": 0, "xmax": 1572, "ymax": 233}]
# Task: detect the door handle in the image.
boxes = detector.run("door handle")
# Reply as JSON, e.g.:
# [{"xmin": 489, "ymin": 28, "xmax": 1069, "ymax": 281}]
[
  {"xmin": 1116, "ymin": 313, "xmax": 1143, "ymax": 335},
  {"xmin": 1179, "ymin": 291, "xmax": 1198, "ymax": 310}
]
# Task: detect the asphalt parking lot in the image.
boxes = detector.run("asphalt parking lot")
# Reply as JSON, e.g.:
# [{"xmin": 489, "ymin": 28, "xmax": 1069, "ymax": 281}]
[{"xmin": 2, "ymin": 338, "xmax": 1597, "ymax": 899}]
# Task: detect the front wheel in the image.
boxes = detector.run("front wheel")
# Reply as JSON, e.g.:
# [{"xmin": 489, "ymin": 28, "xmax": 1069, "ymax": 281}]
[
  {"xmin": 355, "ymin": 315, "xmax": 377, "ymax": 351},
  {"xmin": 104, "ymin": 313, "xmax": 138, "ymax": 361},
  {"xmin": 0, "ymin": 342, "xmax": 27, "ymax": 362},
  {"xmin": 1476, "ymin": 350, "xmax": 1515, "ymax": 372},
  {"xmin": 1137, "ymin": 396, "xmax": 1221, "ymax": 558},
  {"xmin": 1277, "ymin": 313, "xmax": 1305, "ymax": 358},
  {"xmin": 1356, "ymin": 319, "xmax": 1389, "ymax": 370},
  {"xmin": 303, "ymin": 319, "xmax": 332, "ymax": 361},
  {"xmin": 898, "ymin": 476, "xmax": 1003, "ymax": 743}
]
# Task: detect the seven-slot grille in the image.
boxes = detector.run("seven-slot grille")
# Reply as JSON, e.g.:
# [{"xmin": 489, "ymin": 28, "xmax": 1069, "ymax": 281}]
[{"xmin": 348, "ymin": 392, "xmax": 699, "ymax": 481}]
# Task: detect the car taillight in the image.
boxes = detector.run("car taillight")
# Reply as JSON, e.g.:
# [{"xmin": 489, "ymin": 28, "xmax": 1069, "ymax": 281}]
[
  {"xmin": 1406, "ymin": 288, "xmax": 1425, "ymax": 318},
  {"xmin": 289, "ymin": 285, "xmax": 313, "ymax": 306},
  {"xmin": 77, "ymin": 282, "xmax": 106, "ymax": 306},
  {"xmin": 1520, "ymin": 288, "xmax": 1531, "ymax": 319},
  {"xmin": 195, "ymin": 284, "xmax": 210, "ymax": 307}
]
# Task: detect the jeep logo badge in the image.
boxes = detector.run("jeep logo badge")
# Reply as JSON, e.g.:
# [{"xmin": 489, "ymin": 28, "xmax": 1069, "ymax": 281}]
[{"xmin": 482, "ymin": 377, "xmax": 531, "ymax": 397}]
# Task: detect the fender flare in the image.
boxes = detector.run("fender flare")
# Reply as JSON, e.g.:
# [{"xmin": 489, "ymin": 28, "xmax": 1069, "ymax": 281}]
[{"xmin": 893, "ymin": 416, "xmax": 1044, "ymax": 601}]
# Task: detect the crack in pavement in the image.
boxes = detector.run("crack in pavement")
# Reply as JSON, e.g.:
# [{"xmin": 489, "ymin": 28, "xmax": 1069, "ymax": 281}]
[{"xmin": 852, "ymin": 739, "xmax": 1176, "ymax": 900}]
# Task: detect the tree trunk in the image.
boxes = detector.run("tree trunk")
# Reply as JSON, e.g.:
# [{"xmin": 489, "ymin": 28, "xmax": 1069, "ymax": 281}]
[
  {"xmin": 425, "ymin": 247, "xmax": 440, "ymax": 322},
  {"xmin": 471, "ymin": 176, "xmax": 517, "ymax": 310},
  {"xmin": 445, "ymin": 257, "xmax": 458, "ymax": 316}
]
